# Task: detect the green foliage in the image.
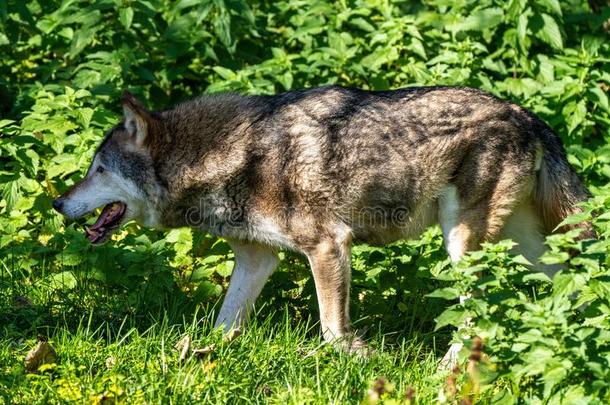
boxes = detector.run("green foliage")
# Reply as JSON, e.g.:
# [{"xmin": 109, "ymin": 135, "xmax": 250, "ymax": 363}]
[
  {"xmin": 432, "ymin": 190, "xmax": 610, "ymax": 403},
  {"xmin": 1, "ymin": 0, "xmax": 610, "ymax": 402}
]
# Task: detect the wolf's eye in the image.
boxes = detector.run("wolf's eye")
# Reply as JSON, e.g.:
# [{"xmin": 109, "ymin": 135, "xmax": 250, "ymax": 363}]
[{"xmin": 96, "ymin": 166, "xmax": 105, "ymax": 174}]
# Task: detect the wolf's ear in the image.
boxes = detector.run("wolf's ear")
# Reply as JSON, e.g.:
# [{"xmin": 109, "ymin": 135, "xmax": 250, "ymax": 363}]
[{"xmin": 122, "ymin": 91, "xmax": 153, "ymax": 146}]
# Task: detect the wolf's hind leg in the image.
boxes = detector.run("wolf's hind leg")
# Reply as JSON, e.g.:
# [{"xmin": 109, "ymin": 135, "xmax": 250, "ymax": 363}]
[
  {"xmin": 500, "ymin": 203, "xmax": 559, "ymax": 277},
  {"xmin": 214, "ymin": 240, "xmax": 279, "ymax": 333},
  {"xmin": 305, "ymin": 224, "xmax": 365, "ymax": 352},
  {"xmin": 438, "ymin": 185, "xmax": 471, "ymax": 261},
  {"xmin": 437, "ymin": 166, "xmax": 534, "ymax": 369},
  {"xmin": 438, "ymin": 185, "xmax": 478, "ymax": 369}
]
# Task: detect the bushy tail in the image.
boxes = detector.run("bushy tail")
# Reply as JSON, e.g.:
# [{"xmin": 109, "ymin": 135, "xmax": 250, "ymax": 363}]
[{"xmin": 535, "ymin": 128, "xmax": 594, "ymax": 238}]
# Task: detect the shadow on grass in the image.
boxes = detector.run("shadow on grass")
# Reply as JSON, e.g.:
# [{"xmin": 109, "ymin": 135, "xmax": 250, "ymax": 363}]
[
  {"xmin": 0, "ymin": 236, "xmax": 202, "ymax": 340},
  {"xmin": 0, "ymin": 239, "xmax": 452, "ymax": 358}
]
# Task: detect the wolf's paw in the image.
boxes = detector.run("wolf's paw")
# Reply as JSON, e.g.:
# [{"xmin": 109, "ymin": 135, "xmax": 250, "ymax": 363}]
[
  {"xmin": 175, "ymin": 335, "xmax": 216, "ymax": 359},
  {"xmin": 349, "ymin": 338, "xmax": 372, "ymax": 357},
  {"xmin": 437, "ymin": 342, "xmax": 463, "ymax": 371},
  {"xmin": 330, "ymin": 335, "xmax": 372, "ymax": 357},
  {"xmin": 177, "ymin": 328, "xmax": 243, "ymax": 360},
  {"xmin": 222, "ymin": 327, "xmax": 242, "ymax": 342}
]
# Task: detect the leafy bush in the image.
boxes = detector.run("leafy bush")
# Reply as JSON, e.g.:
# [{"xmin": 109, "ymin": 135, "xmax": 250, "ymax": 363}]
[
  {"xmin": 1, "ymin": 0, "xmax": 610, "ymax": 402},
  {"xmin": 433, "ymin": 189, "xmax": 610, "ymax": 403}
]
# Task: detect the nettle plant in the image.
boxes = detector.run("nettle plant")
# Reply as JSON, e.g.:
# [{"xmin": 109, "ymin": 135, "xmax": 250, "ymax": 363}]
[{"xmin": 431, "ymin": 187, "xmax": 610, "ymax": 403}]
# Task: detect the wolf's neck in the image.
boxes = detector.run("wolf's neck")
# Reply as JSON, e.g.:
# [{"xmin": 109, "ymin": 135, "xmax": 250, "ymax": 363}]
[{"xmin": 154, "ymin": 94, "xmax": 269, "ymax": 228}]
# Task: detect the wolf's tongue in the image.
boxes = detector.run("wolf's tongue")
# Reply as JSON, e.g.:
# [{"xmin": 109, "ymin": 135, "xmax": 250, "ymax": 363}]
[{"xmin": 84, "ymin": 202, "xmax": 126, "ymax": 243}]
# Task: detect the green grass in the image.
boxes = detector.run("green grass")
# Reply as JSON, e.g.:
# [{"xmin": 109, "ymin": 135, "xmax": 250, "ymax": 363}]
[
  {"xmin": 1, "ymin": 266, "xmax": 447, "ymax": 404},
  {"xmin": 1, "ymin": 0, "xmax": 609, "ymax": 402}
]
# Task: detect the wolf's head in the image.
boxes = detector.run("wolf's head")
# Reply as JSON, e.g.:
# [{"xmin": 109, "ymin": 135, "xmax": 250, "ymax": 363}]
[{"xmin": 53, "ymin": 92, "xmax": 167, "ymax": 244}]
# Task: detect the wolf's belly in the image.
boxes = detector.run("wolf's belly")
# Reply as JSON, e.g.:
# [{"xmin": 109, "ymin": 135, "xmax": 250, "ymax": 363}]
[{"xmin": 349, "ymin": 200, "xmax": 438, "ymax": 245}]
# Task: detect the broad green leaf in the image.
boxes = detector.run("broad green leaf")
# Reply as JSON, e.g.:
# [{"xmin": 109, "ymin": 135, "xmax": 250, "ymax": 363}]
[
  {"xmin": 534, "ymin": 13, "xmax": 563, "ymax": 50},
  {"xmin": 450, "ymin": 7, "xmax": 503, "ymax": 33},
  {"xmin": 537, "ymin": 0, "xmax": 562, "ymax": 16},
  {"xmin": 434, "ymin": 307, "xmax": 468, "ymax": 330},
  {"xmin": 556, "ymin": 211, "xmax": 590, "ymax": 229},
  {"xmin": 0, "ymin": 119, "xmax": 14, "ymax": 128},
  {"xmin": 216, "ymin": 260, "xmax": 234, "ymax": 277},
  {"xmin": 540, "ymin": 250, "xmax": 570, "ymax": 265},
  {"xmin": 588, "ymin": 86, "xmax": 609, "ymax": 112},
  {"xmin": 46, "ymin": 271, "xmax": 78, "ymax": 289},
  {"xmin": 119, "ymin": 7, "xmax": 134, "ymax": 30},
  {"xmin": 213, "ymin": 66, "xmax": 236, "ymax": 80},
  {"xmin": 426, "ymin": 287, "xmax": 461, "ymax": 300}
]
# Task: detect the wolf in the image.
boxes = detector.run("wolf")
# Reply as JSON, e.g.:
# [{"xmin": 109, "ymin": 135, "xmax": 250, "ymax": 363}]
[{"xmin": 53, "ymin": 86, "xmax": 591, "ymax": 365}]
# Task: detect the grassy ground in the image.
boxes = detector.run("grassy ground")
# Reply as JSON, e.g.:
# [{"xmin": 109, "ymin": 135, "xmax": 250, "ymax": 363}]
[{"xmin": 0, "ymin": 261, "xmax": 448, "ymax": 404}]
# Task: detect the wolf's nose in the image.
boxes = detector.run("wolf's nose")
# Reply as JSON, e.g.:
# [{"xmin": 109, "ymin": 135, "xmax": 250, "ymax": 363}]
[{"xmin": 52, "ymin": 199, "xmax": 64, "ymax": 212}]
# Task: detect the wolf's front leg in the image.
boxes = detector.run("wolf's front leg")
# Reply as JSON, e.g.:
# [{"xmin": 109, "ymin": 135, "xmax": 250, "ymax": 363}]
[
  {"xmin": 305, "ymin": 226, "xmax": 366, "ymax": 353},
  {"xmin": 214, "ymin": 240, "xmax": 279, "ymax": 333}
]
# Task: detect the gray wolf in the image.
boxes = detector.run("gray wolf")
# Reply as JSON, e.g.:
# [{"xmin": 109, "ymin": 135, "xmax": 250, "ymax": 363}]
[{"xmin": 52, "ymin": 86, "xmax": 592, "ymax": 364}]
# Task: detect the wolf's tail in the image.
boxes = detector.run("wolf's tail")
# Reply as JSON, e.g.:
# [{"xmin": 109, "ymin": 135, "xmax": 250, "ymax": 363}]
[{"xmin": 535, "ymin": 126, "xmax": 593, "ymax": 237}]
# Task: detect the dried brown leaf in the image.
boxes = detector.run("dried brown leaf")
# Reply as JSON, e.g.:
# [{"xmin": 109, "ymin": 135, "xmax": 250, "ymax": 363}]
[
  {"xmin": 193, "ymin": 343, "xmax": 217, "ymax": 357},
  {"xmin": 175, "ymin": 335, "xmax": 191, "ymax": 362},
  {"xmin": 24, "ymin": 337, "xmax": 57, "ymax": 373}
]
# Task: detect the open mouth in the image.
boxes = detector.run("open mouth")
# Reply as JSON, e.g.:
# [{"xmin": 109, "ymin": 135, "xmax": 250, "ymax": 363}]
[{"xmin": 84, "ymin": 202, "xmax": 127, "ymax": 244}]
